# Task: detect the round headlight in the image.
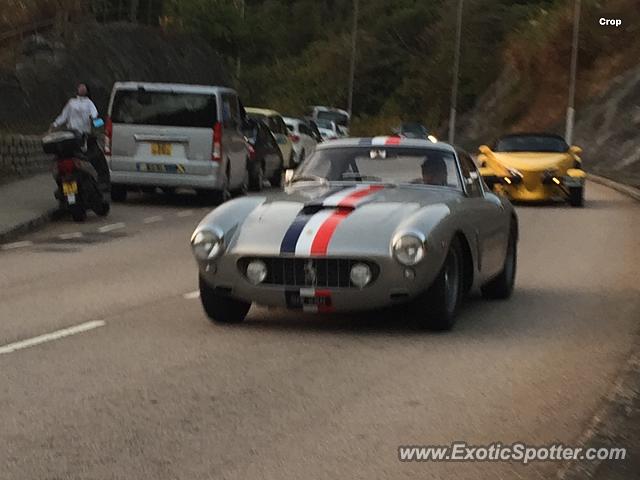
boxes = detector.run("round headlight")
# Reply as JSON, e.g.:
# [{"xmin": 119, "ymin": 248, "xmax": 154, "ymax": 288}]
[
  {"xmin": 246, "ymin": 260, "xmax": 267, "ymax": 285},
  {"xmin": 392, "ymin": 234, "xmax": 425, "ymax": 266},
  {"xmin": 191, "ymin": 230, "xmax": 223, "ymax": 261},
  {"xmin": 350, "ymin": 263, "xmax": 372, "ymax": 288}
]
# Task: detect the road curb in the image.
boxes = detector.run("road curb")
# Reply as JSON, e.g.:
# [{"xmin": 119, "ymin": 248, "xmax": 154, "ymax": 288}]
[
  {"xmin": 0, "ymin": 207, "xmax": 57, "ymax": 244},
  {"xmin": 587, "ymin": 173, "xmax": 640, "ymax": 202},
  {"xmin": 557, "ymin": 346, "xmax": 640, "ymax": 479}
]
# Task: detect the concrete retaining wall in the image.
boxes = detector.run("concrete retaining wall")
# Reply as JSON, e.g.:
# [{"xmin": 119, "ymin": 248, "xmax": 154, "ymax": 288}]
[{"xmin": 0, "ymin": 134, "xmax": 50, "ymax": 180}]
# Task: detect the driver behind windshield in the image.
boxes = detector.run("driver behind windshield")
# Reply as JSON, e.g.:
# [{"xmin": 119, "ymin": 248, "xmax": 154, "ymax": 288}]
[{"xmin": 420, "ymin": 154, "xmax": 448, "ymax": 186}]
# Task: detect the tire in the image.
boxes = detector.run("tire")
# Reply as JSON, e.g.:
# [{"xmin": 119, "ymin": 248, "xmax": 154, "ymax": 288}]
[
  {"xmin": 197, "ymin": 171, "xmax": 230, "ymax": 205},
  {"xmin": 70, "ymin": 205, "xmax": 87, "ymax": 222},
  {"xmin": 111, "ymin": 185, "xmax": 127, "ymax": 202},
  {"xmin": 481, "ymin": 224, "xmax": 517, "ymax": 300},
  {"xmin": 199, "ymin": 275, "xmax": 250, "ymax": 324},
  {"xmin": 94, "ymin": 201, "xmax": 110, "ymax": 217},
  {"xmin": 568, "ymin": 186, "xmax": 584, "ymax": 207},
  {"xmin": 249, "ymin": 162, "xmax": 264, "ymax": 192},
  {"xmin": 413, "ymin": 237, "xmax": 464, "ymax": 330}
]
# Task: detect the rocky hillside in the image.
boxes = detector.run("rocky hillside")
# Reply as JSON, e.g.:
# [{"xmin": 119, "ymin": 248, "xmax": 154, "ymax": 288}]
[{"xmin": 0, "ymin": 23, "xmax": 229, "ymax": 133}]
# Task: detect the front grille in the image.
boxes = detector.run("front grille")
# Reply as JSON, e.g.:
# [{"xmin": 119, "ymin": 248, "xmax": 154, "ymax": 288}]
[{"xmin": 238, "ymin": 257, "xmax": 379, "ymax": 288}]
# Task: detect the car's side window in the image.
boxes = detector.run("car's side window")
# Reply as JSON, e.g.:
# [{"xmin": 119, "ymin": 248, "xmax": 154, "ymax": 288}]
[{"xmin": 458, "ymin": 150, "xmax": 483, "ymax": 197}]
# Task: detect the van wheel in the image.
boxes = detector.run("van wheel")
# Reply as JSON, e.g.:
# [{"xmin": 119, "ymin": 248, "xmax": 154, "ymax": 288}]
[
  {"xmin": 197, "ymin": 172, "xmax": 230, "ymax": 205},
  {"xmin": 111, "ymin": 185, "xmax": 127, "ymax": 202},
  {"xmin": 568, "ymin": 186, "xmax": 584, "ymax": 207}
]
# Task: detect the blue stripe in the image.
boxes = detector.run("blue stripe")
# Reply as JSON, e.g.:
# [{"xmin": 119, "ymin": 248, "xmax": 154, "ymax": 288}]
[{"xmin": 280, "ymin": 213, "xmax": 313, "ymax": 253}]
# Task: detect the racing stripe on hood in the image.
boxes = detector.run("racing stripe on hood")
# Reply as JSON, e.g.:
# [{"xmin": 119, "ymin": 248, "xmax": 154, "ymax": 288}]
[{"xmin": 304, "ymin": 185, "xmax": 384, "ymax": 256}]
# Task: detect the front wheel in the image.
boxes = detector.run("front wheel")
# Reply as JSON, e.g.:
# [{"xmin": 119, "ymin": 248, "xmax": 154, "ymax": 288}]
[
  {"xmin": 69, "ymin": 205, "xmax": 87, "ymax": 222},
  {"xmin": 568, "ymin": 186, "xmax": 584, "ymax": 207},
  {"xmin": 412, "ymin": 237, "xmax": 464, "ymax": 331},
  {"xmin": 199, "ymin": 275, "xmax": 250, "ymax": 324},
  {"xmin": 481, "ymin": 224, "xmax": 517, "ymax": 299}
]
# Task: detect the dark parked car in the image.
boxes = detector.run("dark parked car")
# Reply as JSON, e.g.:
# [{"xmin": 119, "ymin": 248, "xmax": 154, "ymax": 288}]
[{"xmin": 243, "ymin": 118, "xmax": 284, "ymax": 191}]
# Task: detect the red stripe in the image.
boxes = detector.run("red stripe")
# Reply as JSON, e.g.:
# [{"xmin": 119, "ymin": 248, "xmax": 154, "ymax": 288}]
[
  {"xmin": 338, "ymin": 185, "xmax": 384, "ymax": 208},
  {"xmin": 310, "ymin": 208, "xmax": 350, "ymax": 255},
  {"xmin": 311, "ymin": 186, "xmax": 384, "ymax": 255},
  {"xmin": 315, "ymin": 290, "xmax": 334, "ymax": 313},
  {"xmin": 385, "ymin": 136, "xmax": 401, "ymax": 145}
]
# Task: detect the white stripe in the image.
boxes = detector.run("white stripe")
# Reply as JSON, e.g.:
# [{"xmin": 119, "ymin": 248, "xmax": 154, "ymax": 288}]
[
  {"xmin": 371, "ymin": 136, "xmax": 389, "ymax": 146},
  {"xmin": 294, "ymin": 210, "xmax": 335, "ymax": 256},
  {"xmin": 59, "ymin": 232, "xmax": 83, "ymax": 240},
  {"xmin": 300, "ymin": 288, "xmax": 316, "ymax": 297},
  {"xmin": 0, "ymin": 320, "xmax": 105, "ymax": 355},
  {"xmin": 183, "ymin": 290, "xmax": 200, "ymax": 299},
  {"xmin": 321, "ymin": 185, "xmax": 368, "ymax": 206},
  {"xmin": 143, "ymin": 215, "xmax": 163, "ymax": 224},
  {"xmin": 177, "ymin": 210, "xmax": 194, "ymax": 217},
  {"xmin": 98, "ymin": 222, "xmax": 125, "ymax": 233},
  {"xmin": 1, "ymin": 241, "xmax": 33, "ymax": 250}
]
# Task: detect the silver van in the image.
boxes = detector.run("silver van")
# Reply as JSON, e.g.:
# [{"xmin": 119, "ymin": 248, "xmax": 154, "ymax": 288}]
[{"xmin": 106, "ymin": 82, "xmax": 249, "ymax": 203}]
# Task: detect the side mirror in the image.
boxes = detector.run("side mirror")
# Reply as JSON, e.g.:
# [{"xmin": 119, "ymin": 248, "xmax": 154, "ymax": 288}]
[
  {"xmin": 478, "ymin": 144, "xmax": 491, "ymax": 154},
  {"xmin": 570, "ymin": 145, "xmax": 582, "ymax": 155}
]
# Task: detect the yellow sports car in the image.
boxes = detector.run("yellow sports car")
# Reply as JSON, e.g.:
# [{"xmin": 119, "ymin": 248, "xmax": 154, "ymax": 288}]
[{"xmin": 477, "ymin": 133, "xmax": 586, "ymax": 207}]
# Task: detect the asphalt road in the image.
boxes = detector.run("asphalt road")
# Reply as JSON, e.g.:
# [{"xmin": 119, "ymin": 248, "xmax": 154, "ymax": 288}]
[{"xmin": 1, "ymin": 183, "xmax": 638, "ymax": 479}]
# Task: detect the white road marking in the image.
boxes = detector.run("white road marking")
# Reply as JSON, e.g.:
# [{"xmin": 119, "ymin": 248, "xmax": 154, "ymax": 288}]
[
  {"xmin": 98, "ymin": 222, "xmax": 125, "ymax": 233},
  {"xmin": 143, "ymin": 215, "xmax": 164, "ymax": 224},
  {"xmin": 58, "ymin": 231, "xmax": 83, "ymax": 240},
  {"xmin": 0, "ymin": 320, "xmax": 106, "ymax": 355},
  {"xmin": 183, "ymin": 291, "xmax": 200, "ymax": 299},
  {"xmin": 177, "ymin": 210, "xmax": 194, "ymax": 217},
  {"xmin": 1, "ymin": 241, "xmax": 33, "ymax": 250}
]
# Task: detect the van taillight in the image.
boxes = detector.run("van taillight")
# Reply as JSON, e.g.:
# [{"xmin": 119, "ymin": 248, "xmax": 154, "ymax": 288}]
[
  {"xmin": 212, "ymin": 122, "xmax": 222, "ymax": 162},
  {"xmin": 104, "ymin": 117, "xmax": 113, "ymax": 156}
]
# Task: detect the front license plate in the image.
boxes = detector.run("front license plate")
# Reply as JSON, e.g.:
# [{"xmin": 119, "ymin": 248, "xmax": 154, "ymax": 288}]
[
  {"xmin": 285, "ymin": 290, "xmax": 333, "ymax": 311},
  {"xmin": 151, "ymin": 143, "xmax": 172, "ymax": 156},
  {"xmin": 137, "ymin": 163, "xmax": 183, "ymax": 174},
  {"xmin": 62, "ymin": 182, "xmax": 78, "ymax": 195}
]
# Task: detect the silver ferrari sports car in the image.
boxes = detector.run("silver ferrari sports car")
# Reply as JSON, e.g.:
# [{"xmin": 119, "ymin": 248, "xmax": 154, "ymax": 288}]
[{"xmin": 191, "ymin": 137, "xmax": 518, "ymax": 330}]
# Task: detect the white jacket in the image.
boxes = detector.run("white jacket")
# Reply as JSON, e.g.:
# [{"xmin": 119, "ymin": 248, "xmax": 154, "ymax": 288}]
[{"xmin": 53, "ymin": 96, "xmax": 98, "ymax": 134}]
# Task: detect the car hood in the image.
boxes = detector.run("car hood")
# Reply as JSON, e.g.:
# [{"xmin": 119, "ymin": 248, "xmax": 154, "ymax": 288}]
[
  {"xmin": 490, "ymin": 152, "xmax": 571, "ymax": 172},
  {"xmin": 228, "ymin": 184, "xmax": 460, "ymax": 257}
]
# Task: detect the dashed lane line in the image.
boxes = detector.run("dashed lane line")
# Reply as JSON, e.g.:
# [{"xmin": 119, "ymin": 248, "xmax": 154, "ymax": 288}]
[
  {"xmin": 97, "ymin": 222, "xmax": 126, "ymax": 233},
  {"xmin": 1, "ymin": 241, "xmax": 33, "ymax": 250},
  {"xmin": 143, "ymin": 215, "xmax": 164, "ymax": 224},
  {"xmin": 58, "ymin": 232, "xmax": 83, "ymax": 240},
  {"xmin": 0, "ymin": 320, "xmax": 106, "ymax": 355}
]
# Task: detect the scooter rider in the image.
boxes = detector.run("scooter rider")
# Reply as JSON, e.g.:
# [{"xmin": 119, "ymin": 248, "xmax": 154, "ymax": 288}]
[{"xmin": 52, "ymin": 83, "xmax": 110, "ymax": 190}]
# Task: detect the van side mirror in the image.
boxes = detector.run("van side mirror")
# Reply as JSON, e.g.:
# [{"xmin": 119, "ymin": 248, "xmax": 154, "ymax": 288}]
[{"xmin": 569, "ymin": 145, "xmax": 582, "ymax": 155}]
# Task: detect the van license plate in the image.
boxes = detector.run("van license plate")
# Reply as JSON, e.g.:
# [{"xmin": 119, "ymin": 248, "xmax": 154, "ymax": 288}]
[
  {"xmin": 137, "ymin": 163, "xmax": 183, "ymax": 174},
  {"xmin": 151, "ymin": 143, "xmax": 172, "ymax": 155}
]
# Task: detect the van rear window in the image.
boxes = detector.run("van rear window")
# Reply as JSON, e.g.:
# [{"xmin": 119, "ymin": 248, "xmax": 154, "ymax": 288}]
[{"xmin": 111, "ymin": 90, "xmax": 217, "ymax": 128}]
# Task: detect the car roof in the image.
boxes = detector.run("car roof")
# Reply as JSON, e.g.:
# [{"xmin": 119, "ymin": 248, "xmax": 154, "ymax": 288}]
[
  {"xmin": 246, "ymin": 107, "xmax": 282, "ymax": 117},
  {"xmin": 317, "ymin": 137, "xmax": 456, "ymax": 153},
  {"xmin": 497, "ymin": 132, "xmax": 567, "ymax": 141},
  {"xmin": 283, "ymin": 116, "xmax": 303, "ymax": 124},
  {"xmin": 311, "ymin": 105, "xmax": 349, "ymax": 116},
  {"xmin": 112, "ymin": 82, "xmax": 236, "ymax": 95}
]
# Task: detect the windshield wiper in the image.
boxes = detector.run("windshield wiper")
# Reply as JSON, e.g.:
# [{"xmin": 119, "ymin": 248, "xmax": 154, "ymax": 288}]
[
  {"xmin": 340, "ymin": 172, "xmax": 383, "ymax": 182},
  {"xmin": 290, "ymin": 175, "xmax": 328, "ymax": 185}
]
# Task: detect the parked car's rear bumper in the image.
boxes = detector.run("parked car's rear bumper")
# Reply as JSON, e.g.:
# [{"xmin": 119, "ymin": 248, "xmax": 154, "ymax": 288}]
[{"xmin": 109, "ymin": 156, "xmax": 222, "ymax": 189}]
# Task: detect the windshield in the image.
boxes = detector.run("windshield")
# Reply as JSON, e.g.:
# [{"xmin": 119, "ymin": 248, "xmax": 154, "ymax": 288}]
[
  {"xmin": 111, "ymin": 90, "xmax": 217, "ymax": 127},
  {"xmin": 495, "ymin": 135, "xmax": 568, "ymax": 153},
  {"xmin": 315, "ymin": 118, "xmax": 334, "ymax": 130},
  {"xmin": 317, "ymin": 111, "xmax": 349, "ymax": 126},
  {"xmin": 294, "ymin": 146, "xmax": 462, "ymax": 188}
]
